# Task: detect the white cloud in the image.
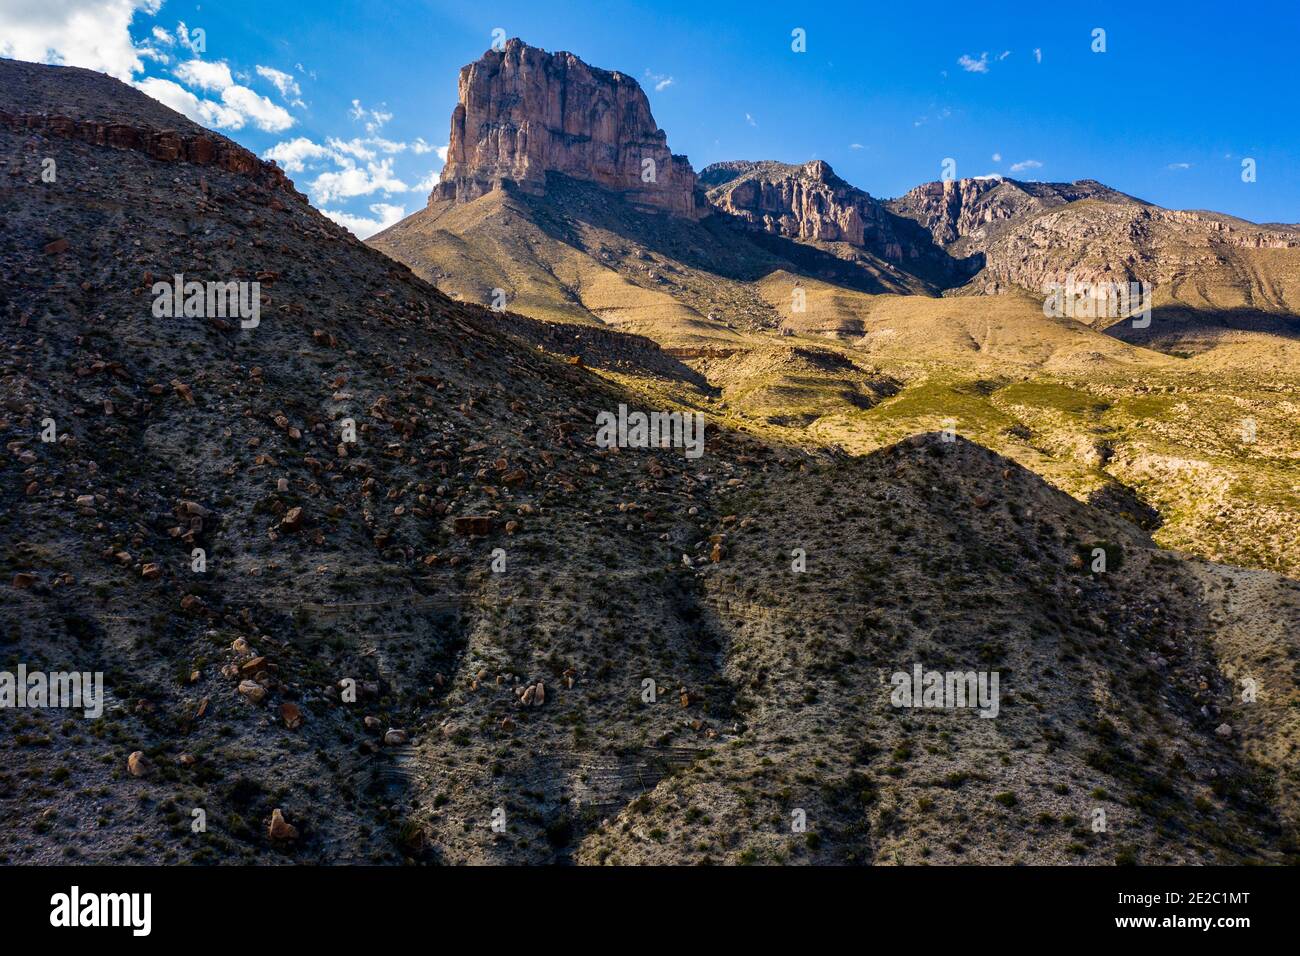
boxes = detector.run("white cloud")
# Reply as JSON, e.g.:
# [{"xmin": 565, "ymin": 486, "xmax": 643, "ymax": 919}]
[
  {"xmin": 958, "ymin": 52, "xmax": 989, "ymax": 73},
  {"xmin": 368, "ymin": 136, "xmax": 411, "ymax": 154},
  {"xmin": 1033, "ymin": 48, "xmax": 1042, "ymax": 63},
  {"xmin": 147, "ymin": 58, "xmax": 294, "ymax": 132},
  {"xmin": 0, "ymin": 0, "xmax": 163, "ymax": 81},
  {"xmin": 412, "ymin": 170, "xmax": 440, "ymax": 192},
  {"xmin": 992, "ymin": 152, "xmax": 1002, "ymax": 162},
  {"xmin": 1166, "ymin": 162, "xmax": 1192, "ymax": 170},
  {"xmin": 256, "ymin": 65, "xmax": 305, "ymax": 107},
  {"xmin": 997, "ymin": 50, "xmax": 1011, "ymax": 60},
  {"xmin": 175, "ymin": 20, "xmax": 202, "ymax": 54},
  {"xmin": 263, "ymin": 137, "xmax": 334, "ymax": 173},
  {"xmin": 0, "ymin": 2, "xmax": 287, "ymax": 137},
  {"xmin": 137, "ymin": 43, "xmax": 169, "ymax": 65},
  {"xmin": 328, "ymin": 136, "xmax": 376, "ymax": 161},
  {"xmin": 644, "ymin": 70, "xmax": 673, "ymax": 92},
  {"xmin": 174, "ymin": 57, "xmax": 233, "ymax": 91},
  {"xmin": 215, "ymin": 84, "xmax": 292, "ymax": 130},
  {"xmin": 322, "ymin": 202, "xmax": 406, "ymax": 239},
  {"xmin": 326, "ymin": 134, "xmax": 440, "ymax": 160},
  {"xmin": 349, "ymin": 99, "xmax": 392, "ymax": 135},
  {"xmin": 134, "ymin": 76, "xmax": 242, "ymax": 128},
  {"xmin": 850, "ymin": 143, "xmax": 864, "ymax": 150},
  {"xmin": 745, "ymin": 112, "xmax": 757, "ymax": 127},
  {"xmin": 265, "ymin": 132, "xmax": 446, "ymax": 192},
  {"xmin": 134, "ymin": 61, "xmax": 294, "ymax": 132},
  {"xmin": 1009, "ymin": 159, "xmax": 1042, "ymax": 172},
  {"xmin": 310, "ymin": 157, "xmax": 408, "ymax": 203}
]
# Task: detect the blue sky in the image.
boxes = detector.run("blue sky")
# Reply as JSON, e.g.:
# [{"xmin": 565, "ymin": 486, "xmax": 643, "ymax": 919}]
[{"xmin": 3, "ymin": 0, "xmax": 1296, "ymax": 234}]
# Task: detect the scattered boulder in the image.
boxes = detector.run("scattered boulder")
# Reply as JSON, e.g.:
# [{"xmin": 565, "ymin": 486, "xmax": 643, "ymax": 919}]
[
  {"xmin": 127, "ymin": 751, "xmax": 150, "ymax": 777},
  {"xmin": 453, "ymin": 515, "xmax": 494, "ymax": 536},
  {"xmin": 268, "ymin": 808, "xmax": 298, "ymax": 842},
  {"xmin": 280, "ymin": 702, "xmax": 303, "ymax": 730}
]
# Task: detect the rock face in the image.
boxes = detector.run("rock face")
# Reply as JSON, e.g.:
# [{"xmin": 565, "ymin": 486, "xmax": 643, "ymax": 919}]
[
  {"xmin": 887, "ymin": 177, "xmax": 1300, "ymax": 305},
  {"xmin": 706, "ymin": 160, "xmax": 887, "ymax": 246},
  {"xmin": 433, "ymin": 39, "xmax": 701, "ymax": 218},
  {"xmin": 886, "ymin": 177, "xmax": 1135, "ymax": 249},
  {"xmin": 702, "ymin": 159, "xmax": 964, "ymax": 283}
]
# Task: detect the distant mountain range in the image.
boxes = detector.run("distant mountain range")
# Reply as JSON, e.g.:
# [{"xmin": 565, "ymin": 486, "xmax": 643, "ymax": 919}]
[{"xmin": 384, "ymin": 40, "xmax": 1300, "ymax": 317}]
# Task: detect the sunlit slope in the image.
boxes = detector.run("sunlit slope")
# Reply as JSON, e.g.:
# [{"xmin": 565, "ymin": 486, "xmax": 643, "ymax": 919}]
[
  {"xmin": 753, "ymin": 272, "xmax": 1165, "ymax": 370},
  {"xmin": 374, "ymin": 190, "xmax": 755, "ymax": 347}
]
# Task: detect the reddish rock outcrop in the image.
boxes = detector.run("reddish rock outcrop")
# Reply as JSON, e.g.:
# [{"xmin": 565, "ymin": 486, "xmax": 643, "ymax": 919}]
[
  {"xmin": 0, "ymin": 109, "xmax": 302, "ymax": 195},
  {"xmin": 433, "ymin": 39, "xmax": 701, "ymax": 218}
]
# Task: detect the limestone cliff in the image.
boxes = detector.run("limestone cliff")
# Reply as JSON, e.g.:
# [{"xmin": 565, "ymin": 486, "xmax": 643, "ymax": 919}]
[{"xmin": 433, "ymin": 39, "xmax": 701, "ymax": 218}]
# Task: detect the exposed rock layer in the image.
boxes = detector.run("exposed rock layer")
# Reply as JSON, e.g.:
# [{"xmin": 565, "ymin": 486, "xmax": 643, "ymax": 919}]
[
  {"xmin": 705, "ymin": 160, "xmax": 887, "ymax": 247},
  {"xmin": 0, "ymin": 109, "xmax": 300, "ymax": 194}
]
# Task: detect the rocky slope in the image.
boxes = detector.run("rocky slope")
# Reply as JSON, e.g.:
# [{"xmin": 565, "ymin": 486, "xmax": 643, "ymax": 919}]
[
  {"xmin": 434, "ymin": 39, "xmax": 701, "ymax": 218},
  {"xmin": 576, "ymin": 437, "xmax": 1298, "ymax": 865},
  {"xmin": 887, "ymin": 176, "xmax": 1141, "ymax": 250},
  {"xmin": 0, "ymin": 56, "xmax": 730, "ymax": 864},
  {"xmin": 888, "ymin": 176, "xmax": 1300, "ymax": 315}
]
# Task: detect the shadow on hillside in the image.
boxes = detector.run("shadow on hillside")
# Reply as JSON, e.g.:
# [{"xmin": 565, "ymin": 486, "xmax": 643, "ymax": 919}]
[
  {"xmin": 1085, "ymin": 480, "xmax": 1164, "ymax": 532},
  {"xmin": 519, "ymin": 174, "xmax": 962, "ymax": 296},
  {"xmin": 1103, "ymin": 305, "xmax": 1300, "ymax": 354},
  {"xmin": 475, "ymin": 306, "xmax": 715, "ymax": 391}
]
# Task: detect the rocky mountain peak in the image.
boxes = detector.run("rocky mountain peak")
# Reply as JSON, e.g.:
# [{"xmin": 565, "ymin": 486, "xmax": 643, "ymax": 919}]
[
  {"xmin": 432, "ymin": 38, "xmax": 701, "ymax": 218},
  {"xmin": 699, "ymin": 158, "xmax": 959, "ymax": 283},
  {"xmin": 703, "ymin": 159, "xmax": 879, "ymax": 245},
  {"xmin": 885, "ymin": 176, "xmax": 1141, "ymax": 248}
]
